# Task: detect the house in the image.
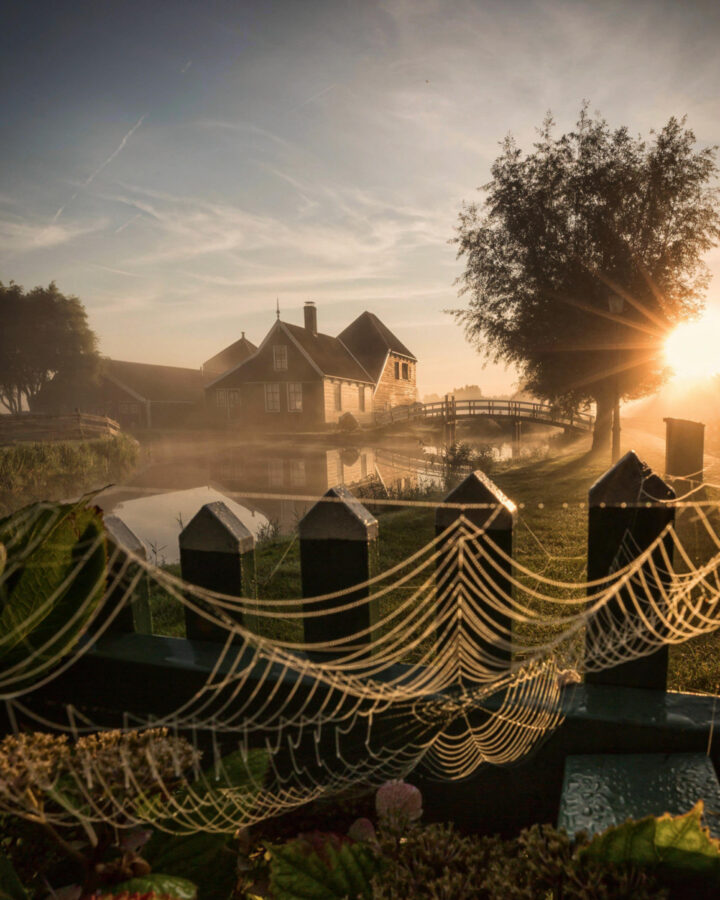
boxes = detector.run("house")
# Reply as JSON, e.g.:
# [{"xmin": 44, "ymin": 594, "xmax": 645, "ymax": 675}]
[
  {"xmin": 35, "ymin": 359, "xmax": 205, "ymax": 430},
  {"xmin": 202, "ymin": 333, "xmax": 258, "ymax": 382},
  {"xmin": 205, "ymin": 303, "xmax": 417, "ymax": 429}
]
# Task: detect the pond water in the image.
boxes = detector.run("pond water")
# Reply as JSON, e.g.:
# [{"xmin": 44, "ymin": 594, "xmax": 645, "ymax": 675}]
[{"xmin": 94, "ymin": 430, "xmax": 547, "ymax": 563}]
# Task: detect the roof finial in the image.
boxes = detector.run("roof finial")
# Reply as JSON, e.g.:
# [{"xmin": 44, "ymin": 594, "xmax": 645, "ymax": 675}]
[{"xmin": 276, "ymin": 297, "xmax": 280, "ymax": 320}]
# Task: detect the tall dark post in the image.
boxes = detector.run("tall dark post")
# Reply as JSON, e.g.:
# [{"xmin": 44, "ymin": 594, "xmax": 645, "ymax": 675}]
[
  {"xmin": 585, "ymin": 451, "xmax": 675, "ymax": 690},
  {"xmin": 435, "ymin": 471, "xmax": 516, "ymax": 680},
  {"xmin": 179, "ymin": 501, "xmax": 254, "ymax": 642},
  {"xmin": 665, "ymin": 417, "xmax": 705, "ymax": 485},
  {"xmin": 103, "ymin": 515, "xmax": 152, "ymax": 634},
  {"xmin": 299, "ymin": 485, "xmax": 378, "ymax": 657}
]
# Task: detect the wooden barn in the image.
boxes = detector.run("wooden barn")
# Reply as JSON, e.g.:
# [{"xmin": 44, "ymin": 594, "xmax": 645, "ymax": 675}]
[
  {"xmin": 35, "ymin": 359, "xmax": 205, "ymax": 430},
  {"xmin": 205, "ymin": 303, "xmax": 417, "ymax": 430}
]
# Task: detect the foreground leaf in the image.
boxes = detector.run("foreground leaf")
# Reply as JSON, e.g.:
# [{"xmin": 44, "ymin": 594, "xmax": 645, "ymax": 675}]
[
  {"xmin": 99, "ymin": 874, "xmax": 197, "ymax": 900},
  {"xmin": 580, "ymin": 800, "xmax": 720, "ymax": 881},
  {"xmin": 270, "ymin": 836, "xmax": 382, "ymax": 900},
  {"xmin": 143, "ymin": 831, "xmax": 236, "ymax": 900},
  {"xmin": 0, "ymin": 849, "xmax": 27, "ymax": 900},
  {"xmin": 0, "ymin": 500, "xmax": 106, "ymax": 678}
]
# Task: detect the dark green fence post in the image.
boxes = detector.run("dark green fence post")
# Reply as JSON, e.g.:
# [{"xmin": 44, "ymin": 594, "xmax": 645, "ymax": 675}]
[
  {"xmin": 299, "ymin": 485, "xmax": 378, "ymax": 657},
  {"xmin": 585, "ymin": 451, "xmax": 675, "ymax": 690},
  {"xmin": 435, "ymin": 471, "xmax": 516, "ymax": 678},
  {"xmin": 104, "ymin": 515, "xmax": 152, "ymax": 634},
  {"xmin": 179, "ymin": 501, "xmax": 254, "ymax": 642},
  {"xmin": 665, "ymin": 417, "xmax": 705, "ymax": 487}
]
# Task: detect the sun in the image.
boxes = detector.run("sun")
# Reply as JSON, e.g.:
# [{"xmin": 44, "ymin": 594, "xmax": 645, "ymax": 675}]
[{"xmin": 664, "ymin": 310, "xmax": 720, "ymax": 380}]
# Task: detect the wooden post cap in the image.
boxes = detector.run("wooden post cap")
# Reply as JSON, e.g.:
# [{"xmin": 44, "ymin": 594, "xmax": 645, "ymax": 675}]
[
  {"xmin": 589, "ymin": 451, "xmax": 675, "ymax": 507},
  {"xmin": 299, "ymin": 485, "xmax": 378, "ymax": 542},
  {"xmin": 104, "ymin": 514, "xmax": 147, "ymax": 559},
  {"xmin": 179, "ymin": 501, "xmax": 255, "ymax": 553},
  {"xmin": 436, "ymin": 470, "xmax": 517, "ymax": 531}
]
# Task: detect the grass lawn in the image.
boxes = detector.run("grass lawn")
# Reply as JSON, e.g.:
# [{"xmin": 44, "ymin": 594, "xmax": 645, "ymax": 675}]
[{"xmin": 147, "ymin": 444, "xmax": 720, "ymax": 694}]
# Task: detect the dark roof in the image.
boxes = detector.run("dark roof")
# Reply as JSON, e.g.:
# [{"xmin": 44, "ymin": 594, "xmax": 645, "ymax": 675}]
[
  {"xmin": 202, "ymin": 334, "xmax": 257, "ymax": 381},
  {"xmin": 282, "ymin": 322, "xmax": 374, "ymax": 383},
  {"xmin": 338, "ymin": 311, "xmax": 416, "ymax": 382},
  {"xmin": 103, "ymin": 359, "xmax": 204, "ymax": 403}
]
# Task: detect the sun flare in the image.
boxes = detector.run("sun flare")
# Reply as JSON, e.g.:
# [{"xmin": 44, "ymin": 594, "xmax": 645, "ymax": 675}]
[{"xmin": 664, "ymin": 310, "xmax": 720, "ymax": 380}]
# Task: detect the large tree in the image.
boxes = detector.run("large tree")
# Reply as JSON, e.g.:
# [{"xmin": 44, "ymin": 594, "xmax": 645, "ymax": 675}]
[
  {"xmin": 454, "ymin": 109, "xmax": 720, "ymax": 452},
  {"xmin": 0, "ymin": 281, "xmax": 99, "ymax": 414}
]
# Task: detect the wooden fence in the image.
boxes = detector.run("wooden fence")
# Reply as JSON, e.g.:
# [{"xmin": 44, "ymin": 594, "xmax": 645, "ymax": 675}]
[
  {"xmin": 0, "ymin": 412, "xmax": 121, "ymax": 445},
  {"xmin": 11, "ymin": 418, "xmax": 717, "ymax": 833}
]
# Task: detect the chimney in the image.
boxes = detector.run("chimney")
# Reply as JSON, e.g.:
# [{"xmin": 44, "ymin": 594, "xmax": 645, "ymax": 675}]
[{"xmin": 304, "ymin": 301, "xmax": 317, "ymax": 336}]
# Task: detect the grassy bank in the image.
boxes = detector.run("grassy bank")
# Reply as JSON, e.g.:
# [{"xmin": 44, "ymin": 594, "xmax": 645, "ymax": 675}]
[
  {"xmin": 147, "ymin": 445, "xmax": 720, "ymax": 694},
  {"xmin": 0, "ymin": 432, "xmax": 139, "ymax": 515}
]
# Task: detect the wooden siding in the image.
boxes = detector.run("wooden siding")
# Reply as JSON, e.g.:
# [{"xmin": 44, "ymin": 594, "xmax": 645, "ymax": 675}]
[
  {"xmin": 373, "ymin": 353, "xmax": 417, "ymax": 411},
  {"xmin": 322, "ymin": 379, "xmax": 374, "ymax": 425}
]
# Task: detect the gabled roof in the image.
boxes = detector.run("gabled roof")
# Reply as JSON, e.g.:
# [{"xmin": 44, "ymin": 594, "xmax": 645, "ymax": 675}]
[
  {"xmin": 103, "ymin": 359, "xmax": 204, "ymax": 403},
  {"xmin": 282, "ymin": 322, "xmax": 373, "ymax": 383},
  {"xmin": 202, "ymin": 333, "xmax": 257, "ymax": 381},
  {"xmin": 338, "ymin": 311, "xmax": 417, "ymax": 382}
]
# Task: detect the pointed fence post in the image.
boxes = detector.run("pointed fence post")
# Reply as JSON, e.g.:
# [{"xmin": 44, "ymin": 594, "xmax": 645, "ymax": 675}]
[
  {"xmin": 299, "ymin": 485, "xmax": 378, "ymax": 656},
  {"xmin": 435, "ymin": 471, "xmax": 516, "ymax": 678},
  {"xmin": 585, "ymin": 451, "xmax": 675, "ymax": 690},
  {"xmin": 103, "ymin": 515, "xmax": 152, "ymax": 634},
  {"xmin": 179, "ymin": 501, "xmax": 254, "ymax": 642}
]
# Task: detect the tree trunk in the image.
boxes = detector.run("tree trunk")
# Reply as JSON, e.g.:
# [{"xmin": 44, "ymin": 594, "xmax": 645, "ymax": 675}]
[{"xmin": 592, "ymin": 389, "xmax": 613, "ymax": 454}]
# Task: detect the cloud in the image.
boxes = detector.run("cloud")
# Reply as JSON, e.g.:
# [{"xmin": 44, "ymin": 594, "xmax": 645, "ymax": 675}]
[
  {"xmin": 83, "ymin": 114, "xmax": 147, "ymax": 188},
  {"xmin": 0, "ymin": 218, "xmax": 102, "ymax": 255}
]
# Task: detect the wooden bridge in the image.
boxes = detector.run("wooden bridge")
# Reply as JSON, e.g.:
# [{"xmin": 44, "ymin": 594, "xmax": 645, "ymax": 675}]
[{"xmin": 374, "ymin": 397, "xmax": 594, "ymax": 434}]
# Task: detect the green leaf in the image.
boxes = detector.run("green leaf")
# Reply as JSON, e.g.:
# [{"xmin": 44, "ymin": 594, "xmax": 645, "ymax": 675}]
[
  {"xmin": 580, "ymin": 800, "xmax": 720, "ymax": 880},
  {"xmin": 270, "ymin": 837, "xmax": 382, "ymax": 900},
  {"xmin": 143, "ymin": 831, "xmax": 236, "ymax": 900},
  {"xmin": 101, "ymin": 873, "xmax": 197, "ymax": 900},
  {"xmin": 0, "ymin": 849, "xmax": 28, "ymax": 900},
  {"xmin": 0, "ymin": 501, "xmax": 106, "ymax": 678}
]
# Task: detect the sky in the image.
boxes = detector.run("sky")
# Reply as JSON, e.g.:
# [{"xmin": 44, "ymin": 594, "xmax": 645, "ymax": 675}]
[{"xmin": 2, "ymin": 0, "xmax": 720, "ymax": 397}]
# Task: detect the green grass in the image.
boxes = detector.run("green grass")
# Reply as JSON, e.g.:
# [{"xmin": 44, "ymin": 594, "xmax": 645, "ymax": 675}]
[
  {"xmin": 0, "ymin": 433, "xmax": 139, "ymax": 515},
  {"xmin": 145, "ymin": 446, "xmax": 720, "ymax": 694}
]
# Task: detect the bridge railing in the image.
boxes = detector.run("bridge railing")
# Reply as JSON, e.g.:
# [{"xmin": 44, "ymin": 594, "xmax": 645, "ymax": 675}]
[{"xmin": 374, "ymin": 398, "xmax": 594, "ymax": 430}]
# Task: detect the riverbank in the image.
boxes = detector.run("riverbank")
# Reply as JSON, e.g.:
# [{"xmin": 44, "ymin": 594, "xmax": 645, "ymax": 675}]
[{"xmin": 0, "ymin": 432, "xmax": 139, "ymax": 515}]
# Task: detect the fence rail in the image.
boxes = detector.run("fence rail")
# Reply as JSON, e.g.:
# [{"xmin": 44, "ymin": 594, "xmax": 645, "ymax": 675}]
[
  {"xmin": 0, "ymin": 412, "xmax": 121, "ymax": 445},
  {"xmin": 374, "ymin": 397, "xmax": 595, "ymax": 431}
]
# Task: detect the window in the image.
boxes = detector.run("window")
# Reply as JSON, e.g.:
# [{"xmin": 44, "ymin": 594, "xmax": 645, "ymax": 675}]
[
  {"xmin": 289, "ymin": 459, "xmax": 306, "ymax": 487},
  {"xmin": 402, "ymin": 362, "xmax": 409, "ymax": 380},
  {"xmin": 287, "ymin": 382, "xmax": 303, "ymax": 412},
  {"xmin": 273, "ymin": 345, "xmax": 288, "ymax": 370},
  {"xmin": 264, "ymin": 383, "xmax": 281, "ymax": 412},
  {"xmin": 358, "ymin": 385, "xmax": 365, "ymax": 412},
  {"xmin": 267, "ymin": 458, "xmax": 284, "ymax": 487},
  {"xmin": 394, "ymin": 361, "xmax": 400, "ymax": 379},
  {"xmin": 215, "ymin": 389, "xmax": 227, "ymax": 408},
  {"xmin": 334, "ymin": 382, "xmax": 342, "ymax": 411},
  {"xmin": 228, "ymin": 389, "xmax": 240, "ymax": 407}
]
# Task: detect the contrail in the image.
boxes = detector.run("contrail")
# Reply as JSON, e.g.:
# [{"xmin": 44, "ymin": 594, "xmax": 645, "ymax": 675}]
[{"xmin": 84, "ymin": 114, "xmax": 147, "ymax": 187}]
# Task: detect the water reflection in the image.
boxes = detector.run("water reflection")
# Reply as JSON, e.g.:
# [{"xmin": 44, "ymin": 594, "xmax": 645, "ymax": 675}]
[{"xmin": 96, "ymin": 434, "xmax": 546, "ymax": 563}]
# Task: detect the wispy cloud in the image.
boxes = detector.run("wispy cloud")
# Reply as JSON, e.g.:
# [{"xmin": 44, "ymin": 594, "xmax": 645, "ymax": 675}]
[
  {"xmin": 0, "ymin": 218, "xmax": 102, "ymax": 256},
  {"xmin": 181, "ymin": 59, "xmax": 192, "ymax": 74},
  {"xmin": 83, "ymin": 114, "xmax": 147, "ymax": 188},
  {"xmin": 114, "ymin": 212, "xmax": 142, "ymax": 234}
]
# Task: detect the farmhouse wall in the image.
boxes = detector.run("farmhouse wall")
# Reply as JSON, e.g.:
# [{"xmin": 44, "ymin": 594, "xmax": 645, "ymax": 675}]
[
  {"xmin": 322, "ymin": 380, "xmax": 374, "ymax": 425},
  {"xmin": 373, "ymin": 353, "xmax": 417, "ymax": 412}
]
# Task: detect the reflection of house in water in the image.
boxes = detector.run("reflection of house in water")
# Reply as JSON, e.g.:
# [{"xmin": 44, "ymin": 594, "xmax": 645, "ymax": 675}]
[{"xmin": 211, "ymin": 443, "xmax": 429, "ymax": 533}]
